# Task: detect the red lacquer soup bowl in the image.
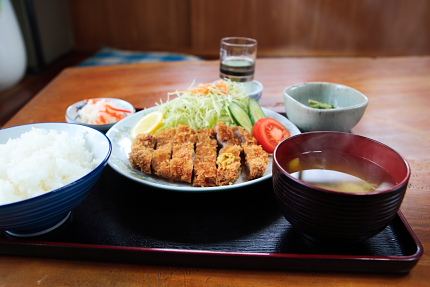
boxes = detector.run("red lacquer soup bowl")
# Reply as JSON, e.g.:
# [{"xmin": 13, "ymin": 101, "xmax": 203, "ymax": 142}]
[{"xmin": 272, "ymin": 131, "xmax": 410, "ymax": 243}]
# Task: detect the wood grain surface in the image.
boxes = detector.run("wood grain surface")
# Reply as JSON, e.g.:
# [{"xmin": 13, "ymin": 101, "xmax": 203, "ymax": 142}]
[
  {"xmin": 1, "ymin": 57, "xmax": 429, "ymax": 286},
  {"xmin": 69, "ymin": 0, "xmax": 430, "ymax": 57}
]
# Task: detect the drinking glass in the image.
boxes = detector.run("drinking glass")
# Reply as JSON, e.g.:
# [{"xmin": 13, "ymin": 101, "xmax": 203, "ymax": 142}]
[{"xmin": 220, "ymin": 37, "xmax": 258, "ymax": 82}]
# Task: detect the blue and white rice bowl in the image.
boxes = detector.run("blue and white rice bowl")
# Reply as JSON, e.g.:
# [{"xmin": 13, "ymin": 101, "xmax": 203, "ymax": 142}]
[{"xmin": 0, "ymin": 123, "xmax": 111, "ymax": 237}]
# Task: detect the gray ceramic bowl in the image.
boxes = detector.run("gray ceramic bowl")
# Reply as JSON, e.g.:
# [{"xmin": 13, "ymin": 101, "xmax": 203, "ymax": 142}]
[{"xmin": 284, "ymin": 82, "xmax": 368, "ymax": 132}]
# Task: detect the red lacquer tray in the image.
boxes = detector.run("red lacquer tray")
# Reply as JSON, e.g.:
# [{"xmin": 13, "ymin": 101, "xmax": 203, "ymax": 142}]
[{"xmin": 0, "ymin": 166, "xmax": 423, "ymax": 273}]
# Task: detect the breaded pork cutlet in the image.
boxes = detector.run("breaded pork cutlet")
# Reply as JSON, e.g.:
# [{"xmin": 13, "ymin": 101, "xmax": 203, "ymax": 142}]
[
  {"xmin": 129, "ymin": 133, "xmax": 156, "ymax": 174},
  {"xmin": 129, "ymin": 122, "xmax": 268, "ymax": 187},
  {"xmin": 151, "ymin": 128, "xmax": 176, "ymax": 179},
  {"xmin": 192, "ymin": 128, "xmax": 218, "ymax": 187},
  {"xmin": 234, "ymin": 126, "xmax": 269, "ymax": 180},
  {"xmin": 170, "ymin": 125, "xmax": 197, "ymax": 183},
  {"xmin": 215, "ymin": 122, "xmax": 243, "ymax": 186}
]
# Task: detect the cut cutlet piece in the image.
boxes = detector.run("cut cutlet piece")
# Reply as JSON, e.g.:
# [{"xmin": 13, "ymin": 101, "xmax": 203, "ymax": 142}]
[
  {"xmin": 193, "ymin": 128, "xmax": 218, "ymax": 187},
  {"xmin": 233, "ymin": 126, "xmax": 257, "ymax": 145},
  {"xmin": 170, "ymin": 143, "xmax": 195, "ymax": 183},
  {"xmin": 151, "ymin": 128, "xmax": 176, "ymax": 179},
  {"xmin": 196, "ymin": 127, "xmax": 216, "ymax": 144},
  {"xmin": 175, "ymin": 124, "xmax": 197, "ymax": 143},
  {"xmin": 215, "ymin": 123, "xmax": 243, "ymax": 186},
  {"xmin": 216, "ymin": 122, "xmax": 234, "ymax": 144},
  {"xmin": 128, "ymin": 133, "xmax": 156, "ymax": 174},
  {"xmin": 170, "ymin": 125, "xmax": 196, "ymax": 183},
  {"xmin": 155, "ymin": 128, "xmax": 176, "ymax": 146},
  {"xmin": 234, "ymin": 126, "xmax": 269, "ymax": 180},
  {"xmin": 151, "ymin": 144, "xmax": 172, "ymax": 179},
  {"xmin": 241, "ymin": 144, "xmax": 269, "ymax": 180},
  {"xmin": 216, "ymin": 122, "xmax": 241, "ymax": 146},
  {"xmin": 193, "ymin": 153, "xmax": 218, "ymax": 186},
  {"xmin": 216, "ymin": 144, "xmax": 242, "ymax": 186}
]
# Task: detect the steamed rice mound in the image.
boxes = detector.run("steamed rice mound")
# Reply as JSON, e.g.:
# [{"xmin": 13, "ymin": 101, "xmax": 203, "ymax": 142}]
[{"xmin": 0, "ymin": 128, "xmax": 97, "ymax": 205}]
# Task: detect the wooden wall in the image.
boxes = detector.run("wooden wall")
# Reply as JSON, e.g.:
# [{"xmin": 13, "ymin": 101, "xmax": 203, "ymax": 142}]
[{"xmin": 69, "ymin": 0, "xmax": 430, "ymax": 58}]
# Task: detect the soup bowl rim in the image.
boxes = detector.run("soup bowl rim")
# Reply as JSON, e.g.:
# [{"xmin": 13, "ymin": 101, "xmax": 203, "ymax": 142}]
[{"xmin": 273, "ymin": 131, "xmax": 411, "ymax": 196}]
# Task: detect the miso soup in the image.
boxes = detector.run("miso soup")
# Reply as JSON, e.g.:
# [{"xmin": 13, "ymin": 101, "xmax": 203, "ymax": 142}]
[{"xmin": 285, "ymin": 151, "xmax": 397, "ymax": 193}]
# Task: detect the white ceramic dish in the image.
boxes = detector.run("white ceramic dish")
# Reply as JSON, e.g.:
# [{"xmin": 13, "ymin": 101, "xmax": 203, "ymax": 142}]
[
  {"xmin": 213, "ymin": 80, "xmax": 263, "ymax": 101},
  {"xmin": 284, "ymin": 82, "xmax": 368, "ymax": 132},
  {"xmin": 106, "ymin": 107, "xmax": 300, "ymax": 192},
  {"xmin": 243, "ymin": 80, "xmax": 263, "ymax": 101},
  {"xmin": 66, "ymin": 98, "xmax": 135, "ymax": 133}
]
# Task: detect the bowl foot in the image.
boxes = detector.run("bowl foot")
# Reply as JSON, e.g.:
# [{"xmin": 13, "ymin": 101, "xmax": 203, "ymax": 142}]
[{"xmin": 6, "ymin": 212, "xmax": 71, "ymax": 237}]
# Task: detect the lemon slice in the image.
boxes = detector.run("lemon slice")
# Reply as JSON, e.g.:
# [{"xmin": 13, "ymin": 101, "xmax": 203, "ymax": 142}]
[{"xmin": 131, "ymin": 111, "xmax": 163, "ymax": 138}]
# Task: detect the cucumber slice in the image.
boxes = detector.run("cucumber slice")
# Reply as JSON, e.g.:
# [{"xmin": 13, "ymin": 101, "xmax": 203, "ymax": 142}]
[
  {"xmin": 228, "ymin": 101, "xmax": 253, "ymax": 133},
  {"xmin": 248, "ymin": 97, "xmax": 266, "ymax": 125}
]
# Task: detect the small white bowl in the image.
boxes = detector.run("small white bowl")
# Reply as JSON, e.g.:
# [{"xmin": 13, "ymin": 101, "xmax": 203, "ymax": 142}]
[
  {"xmin": 66, "ymin": 98, "xmax": 135, "ymax": 133},
  {"xmin": 243, "ymin": 80, "xmax": 264, "ymax": 101},
  {"xmin": 214, "ymin": 79, "xmax": 264, "ymax": 101},
  {"xmin": 284, "ymin": 82, "xmax": 368, "ymax": 132}
]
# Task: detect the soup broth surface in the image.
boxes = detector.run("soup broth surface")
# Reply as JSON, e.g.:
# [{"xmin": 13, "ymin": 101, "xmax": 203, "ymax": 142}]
[{"xmin": 285, "ymin": 151, "xmax": 396, "ymax": 193}]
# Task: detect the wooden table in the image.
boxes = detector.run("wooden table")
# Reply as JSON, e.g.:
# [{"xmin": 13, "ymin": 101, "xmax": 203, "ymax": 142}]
[{"xmin": 1, "ymin": 57, "xmax": 429, "ymax": 286}]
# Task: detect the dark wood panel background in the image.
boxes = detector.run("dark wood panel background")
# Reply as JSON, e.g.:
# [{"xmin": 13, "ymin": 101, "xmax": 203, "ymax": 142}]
[{"xmin": 69, "ymin": 0, "xmax": 430, "ymax": 58}]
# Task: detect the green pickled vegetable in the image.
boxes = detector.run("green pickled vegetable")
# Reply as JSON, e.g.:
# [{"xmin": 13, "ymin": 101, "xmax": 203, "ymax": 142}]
[{"xmin": 309, "ymin": 99, "xmax": 335, "ymax": 109}]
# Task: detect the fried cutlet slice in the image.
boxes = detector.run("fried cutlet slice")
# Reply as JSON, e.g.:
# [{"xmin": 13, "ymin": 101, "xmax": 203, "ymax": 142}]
[
  {"xmin": 129, "ymin": 133, "xmax": 156, "ymax": 174},
  {"xmin": 241, "ymin": 144, "xmax": 269, "ymax": 180},
  {"xmin": 151, "ymin": 128, "xmax": 176, "ymax": 179},
  {"xmin": 216, "ymin": 122, "xmax": 234, "ymax": 143},
  {"xmin": 174, "ymin": 124, "xmax": 197, "ymax": 143},
  {"xmin": 170, "ymin": 142, "xmax": 195, "ymax": 183},
  {"xmin": 170, "ymin": 125, "xmax": 197, "ymax": 183},
  {"xmin": 214, "ymin": 123, "xmax": 243, "ymax": 185},
  {"xmin": 192, "ymin": 128, "xmax": 218, "ymax": 187},
  {"xmin": 216, "ymin": 144, "xmax": 242, "ymax": 186},
  {"xmin": 233, "ymin": 126, "xmax": 257, "ymax": 145},
  {"xmin": 234, "ymin": 126, "xmax": 269, "ymax": 180},
  {"xmin": 216, "ymin": 122, "xmax": 241, "ymax": 146},
  {"xmin": 196, "ymin": 127, "xmax": 216, "ymax": 144},
  {"xmin": 152, "ymin": 143, "xmax": 173, "ymax": 179},
  {"xmin": 155, "ymin": 128, "xmax": 177, "ymax": 146}
]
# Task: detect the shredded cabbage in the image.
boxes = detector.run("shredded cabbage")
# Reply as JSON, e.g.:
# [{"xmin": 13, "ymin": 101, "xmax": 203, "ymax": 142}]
[{"xmin": 156, "ymin": 80, "xmax": 249, "ymax": 132}]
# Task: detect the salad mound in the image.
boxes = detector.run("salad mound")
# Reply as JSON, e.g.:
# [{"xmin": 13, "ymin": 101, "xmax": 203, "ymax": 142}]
[{"xmin": 156, "ymin": 80, "xmax": 249, "ymax": 132}]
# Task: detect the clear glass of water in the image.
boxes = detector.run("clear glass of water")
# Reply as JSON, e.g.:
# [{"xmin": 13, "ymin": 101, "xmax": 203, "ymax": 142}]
[{"xmin": 220, "ymin": 37, "xmax": 258, "ymax": 82}]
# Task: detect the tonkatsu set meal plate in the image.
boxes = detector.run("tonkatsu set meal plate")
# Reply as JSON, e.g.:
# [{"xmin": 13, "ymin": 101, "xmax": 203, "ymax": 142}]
[{"xmin": 106, "ymin": 106, "xmax": 300, "ymax": 192}]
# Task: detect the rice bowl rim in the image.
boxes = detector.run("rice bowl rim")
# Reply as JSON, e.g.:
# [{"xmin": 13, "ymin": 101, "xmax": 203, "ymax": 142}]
[{"xmin": 0, "ymin": 122, "xmax": 112, "ymax": 208}]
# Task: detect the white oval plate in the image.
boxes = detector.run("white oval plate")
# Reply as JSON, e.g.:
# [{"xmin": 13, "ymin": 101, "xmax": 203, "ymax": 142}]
[{"xmin": 106, "ymin": 107, "xmax": 300, "ymax": 192}]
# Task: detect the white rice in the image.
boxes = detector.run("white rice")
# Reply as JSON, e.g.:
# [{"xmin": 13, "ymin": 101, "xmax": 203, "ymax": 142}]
[{"xmin": 0, "ymin": 128, "xmax": 97, "ymax": 205}]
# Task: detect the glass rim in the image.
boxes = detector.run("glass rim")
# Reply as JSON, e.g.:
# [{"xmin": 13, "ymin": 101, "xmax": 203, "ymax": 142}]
[{"xmin": 221, "ymin": 37, "xmax": 258, "ymax": 47}]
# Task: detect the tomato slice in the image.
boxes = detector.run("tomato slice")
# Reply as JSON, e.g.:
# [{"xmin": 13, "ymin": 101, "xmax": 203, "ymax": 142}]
[{"xmin": 253, "ymin": 118, "xmax": 291, "ymax": 153}]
